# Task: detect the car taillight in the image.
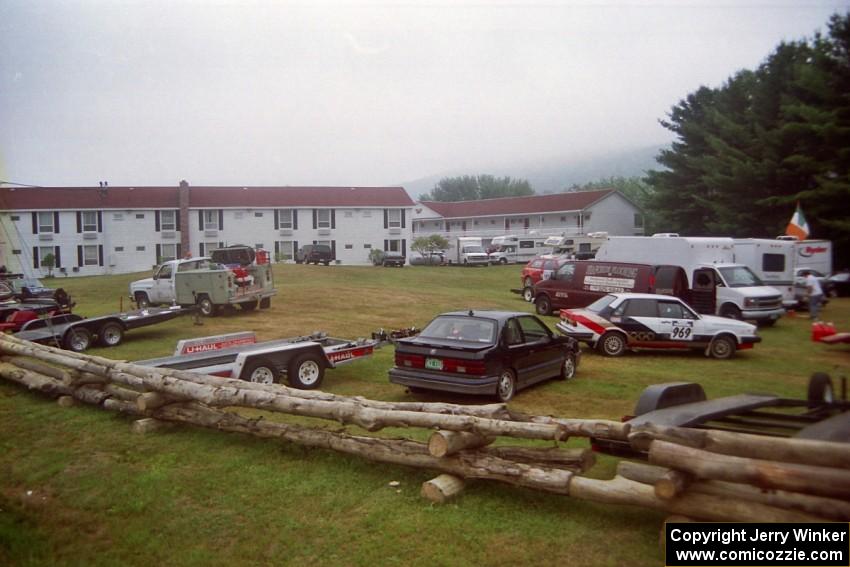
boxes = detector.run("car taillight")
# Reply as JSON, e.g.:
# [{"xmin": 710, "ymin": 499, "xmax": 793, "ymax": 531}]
[
  {"xmin": 395, "ymin": 353, "xmax": 425, "ymax": 368},
  {"xmin": 442, "ymin": 358, "xmax": 487, "ymax": 375}
]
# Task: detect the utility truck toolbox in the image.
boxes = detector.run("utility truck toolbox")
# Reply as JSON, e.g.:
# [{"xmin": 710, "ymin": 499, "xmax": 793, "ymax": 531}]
[{"xmin": 136, "ymin": 331, "xmax": 379, "ymax": 389}]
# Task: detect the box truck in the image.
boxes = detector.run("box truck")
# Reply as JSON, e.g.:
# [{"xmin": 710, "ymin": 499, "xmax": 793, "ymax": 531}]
[
  {"xmin": 452, "ymin": 237, "xmax": 490, "ymax": 266},
  {"xmin": 732, "ymin": 238, "xmax": 797, "ymax": 308},
  {"xmin": 594, "ymin": 236, "xmax": 785, "ymax": 324}
]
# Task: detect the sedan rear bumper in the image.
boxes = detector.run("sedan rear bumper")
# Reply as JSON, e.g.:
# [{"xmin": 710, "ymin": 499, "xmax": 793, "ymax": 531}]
[
  {"xmin": 554, "ymin": 322, "xmax": 595, "ymax": 342},
  {"xmin": 389, "ymin": 367, "xmax": 499, "ymax": 396}
]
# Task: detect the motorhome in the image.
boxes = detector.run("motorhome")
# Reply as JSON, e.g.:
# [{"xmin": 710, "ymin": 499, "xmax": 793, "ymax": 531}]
[
  {"xmin": 452, "ymin": 236, "xmax": 490, "ymax": 266},
  {"xmin": 733, "ymin": 238, "xmax": 796, "ymax": 308},
  {"xmin": 487, "ymin": 235, "xmax": 549, "ymax": 264},
  {"xmin": 594, "ymin": 236, "xmax": 785, "ymax": 324},
  {"xmin": 543, "ymin": 233, "xmax": 608, "ymax": 259}
]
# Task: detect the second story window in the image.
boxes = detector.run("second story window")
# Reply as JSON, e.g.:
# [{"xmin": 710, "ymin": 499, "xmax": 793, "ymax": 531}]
[
  {"xmin": 388, "ymin": 209, "xmax": 401, "ymax": 228},
  {"xmin": 317, "ymin": 209, "xmax": 331, "ymax": 228},
  {"xmin": 204, "ymin": 210, "xmax": 218, "ymax": 230},
  {"xmin": 82, "ymin": 211, "xmax": 98, "ymax": 232},
  {"xmin": 38, "ymin": 212, "xmax": 54, "ymax": 233},
  {"xmin": 278, "ymin": 209, "xmax": 293, "ymax": 229},
  {"xmin": 161, "ymin": 210, "xmax": 176, "ymax": 231}
]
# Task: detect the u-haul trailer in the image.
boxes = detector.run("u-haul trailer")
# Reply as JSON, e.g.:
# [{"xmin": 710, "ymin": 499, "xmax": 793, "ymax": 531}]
[{"xmin": 136, "ymin": 331, "xmax": 379, "ymax": 390}]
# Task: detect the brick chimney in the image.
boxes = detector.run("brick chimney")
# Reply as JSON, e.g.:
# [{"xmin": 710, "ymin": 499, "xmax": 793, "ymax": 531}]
[{"xmin": 179, "ymin": 180, "xmax": 190, "ymax": 257}]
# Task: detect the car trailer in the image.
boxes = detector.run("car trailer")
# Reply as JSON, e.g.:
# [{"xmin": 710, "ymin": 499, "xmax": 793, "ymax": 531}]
[
  {"xmin": 13, "ymin": 305, "xmax": 191, "ymax": 352},
  {"xmin": 135, "ymin": 331, "xmax": 379, "ymax": 389}
]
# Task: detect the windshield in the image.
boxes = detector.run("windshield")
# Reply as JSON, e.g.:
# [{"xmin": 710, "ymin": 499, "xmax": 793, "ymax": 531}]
[
  {"xmin": 585, "ymin": 294, "xmax": 617, "ymax": 313},
  {"xmin": 718, "ymin": 266, "xmax": 764, "ymax": 287},
  {"xmin": 462, "ymin": 246, "xmax": 485, "ymax": 254},
  {"xmin": 419, "ymin": 316, "xmax": 497, "ymax": 343}
]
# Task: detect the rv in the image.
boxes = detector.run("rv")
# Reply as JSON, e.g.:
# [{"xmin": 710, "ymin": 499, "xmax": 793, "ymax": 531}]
[
  {"xmin": 733, "ymin": 238, "xmax": 796, "ymax": 308},
  {"xmin": 594, "ymin": 236, "xmax": 785, "ymax": 324},
  {"xmin": 452, "ymin": 236, "xmax": 490, "ymax": 266},
  {"xmin": 488, "ymin": 235, "xmax": 549, "ymax": 264},
  {"xmin": 543, "ymin": 233, "xmax": 608, "ymax": 259}
]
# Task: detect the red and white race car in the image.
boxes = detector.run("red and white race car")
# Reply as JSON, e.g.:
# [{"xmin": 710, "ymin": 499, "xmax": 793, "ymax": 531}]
[{"xmin": 555, "ymin": 293, "xmax": 761, "ymax": 359}]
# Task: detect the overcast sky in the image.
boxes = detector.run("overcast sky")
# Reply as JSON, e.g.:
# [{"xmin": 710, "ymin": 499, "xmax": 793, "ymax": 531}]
[{"xmin": 1, "ymin": 0, "xmax": 847, "ymax": 189}]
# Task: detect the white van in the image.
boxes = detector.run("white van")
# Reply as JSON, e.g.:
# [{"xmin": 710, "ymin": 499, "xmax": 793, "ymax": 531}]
[{"xmin": 594, "ymin": 236, "xmax": 785, "ymax": 324}]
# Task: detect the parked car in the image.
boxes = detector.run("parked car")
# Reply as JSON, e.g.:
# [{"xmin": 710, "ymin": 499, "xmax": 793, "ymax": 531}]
[
  {"xmin": 409, "ymin": 251, "xmax": 447, "ymax": 266},
  {"xmin": 295, "ymin": 244, "xmax": 333, "ymax": 265},
  {"xmin": 827, "ymin": 271, "xmax": 850, "ymax": 297},
  {"xmin": 381, "ymin": 252, "xmax": 406, "ymax": 267},
  {"xmin": 555, "ymin": 293, "xmax": 761, "ymax": 359},
  {"xmin": 593, "ymin": 374, "xmax": 849, "ymax": 457},
  {"xmin": 519, "ymin": 255, "xmax": 568, "ymax": 301},
  {"xmin": 793, "ymin": 268, "xmax": 836, "ymax": 308},
  {"xmin": 389, "ymin": 310, "xmax": 580, "ymax": 402},
  {"xmin": 0, "ymin": 274, "xmax": 72, "ymax": 306},
  {"xmin": 532, "ymin": 261, "xmax": 689, "ymax": 316}
]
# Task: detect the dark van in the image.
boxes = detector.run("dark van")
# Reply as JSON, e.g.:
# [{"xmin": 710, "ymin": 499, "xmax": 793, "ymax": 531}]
[{"xmin": 532, "ymin": 261, "xmax": 689, "ymax": 315}]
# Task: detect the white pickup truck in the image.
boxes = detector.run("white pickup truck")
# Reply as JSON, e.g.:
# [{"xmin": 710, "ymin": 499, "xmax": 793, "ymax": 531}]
[{"xmin": 129, "ymin": 247, "xmax": 276, "ymax": 316}]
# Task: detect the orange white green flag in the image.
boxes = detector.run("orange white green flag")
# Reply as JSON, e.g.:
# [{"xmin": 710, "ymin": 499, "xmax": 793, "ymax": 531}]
[{"xmin": 785, "ymin": 202, "xmax": 810, "ymax": 240}]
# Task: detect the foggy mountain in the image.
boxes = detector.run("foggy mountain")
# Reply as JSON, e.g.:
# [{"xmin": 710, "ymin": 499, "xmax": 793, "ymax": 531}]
[{"xmin": 400, "ymin": 145, "xmax": 664, "ymax": 199}]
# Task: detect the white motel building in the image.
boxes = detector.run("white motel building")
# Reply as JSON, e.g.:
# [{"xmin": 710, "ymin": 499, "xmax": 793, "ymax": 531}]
[{"xmin": 0, "ymin": 182, "xmax": 643, "ymax": 277}]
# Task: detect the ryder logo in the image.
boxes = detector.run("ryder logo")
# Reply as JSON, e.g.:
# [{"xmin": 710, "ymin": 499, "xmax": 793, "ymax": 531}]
[{"xmin": 799, "ymin": 246, "xmax": 828, "ymax": 257}]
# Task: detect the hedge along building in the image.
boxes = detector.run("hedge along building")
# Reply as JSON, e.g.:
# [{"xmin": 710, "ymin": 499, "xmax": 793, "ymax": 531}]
[
  {"xmin": 412, "ymin": 189, "xmax": 645, "ymax": 244},
  {"xmin": 0, "ymin": 181, "xmax": 415, "ymax": 276}
]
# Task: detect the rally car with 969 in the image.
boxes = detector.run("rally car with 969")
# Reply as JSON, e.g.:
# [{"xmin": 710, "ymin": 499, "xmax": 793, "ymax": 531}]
[{"xmin": 555, "ymin": 293, "xmax": 761, "ymax": 359}]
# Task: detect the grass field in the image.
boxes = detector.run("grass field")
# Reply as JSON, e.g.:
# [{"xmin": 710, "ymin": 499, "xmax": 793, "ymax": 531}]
[{"xmin": 2, "ymin": 264, "xmax": 849, "ymax": 566}]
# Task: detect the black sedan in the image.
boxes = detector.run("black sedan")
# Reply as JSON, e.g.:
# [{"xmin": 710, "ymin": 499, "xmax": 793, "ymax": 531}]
[{"xmin": 388, "ymin": 310, "xmax": 580, "ymax": 402}]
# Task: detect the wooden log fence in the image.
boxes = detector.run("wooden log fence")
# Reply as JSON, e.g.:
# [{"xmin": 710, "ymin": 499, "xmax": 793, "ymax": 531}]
[{"xmin": 2, "ymin": 333, "xmax": 849, "ymax": 526}]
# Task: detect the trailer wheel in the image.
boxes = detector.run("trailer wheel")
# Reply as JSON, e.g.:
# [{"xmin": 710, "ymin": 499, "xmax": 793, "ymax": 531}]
[
  {"xmin": 240, "ymin": 300, "xmax": 258, "ymax": 312},
  {"xmin": 807, "ymin": 372, "xmax": 834, "ymax": 408},
  {"xmin": 64, "ymin": 327, "xmax": 93, "ymax": 352},
  {"xmin": 197, "ymin": 296, "xmax": 216, "ymax": 317},
  {"xmin": 98, "ymin": 322, "xmax": 124, "ymax": 347},
  {"xmin": 288, "ymin": 353, "xmax": 325, "ymax": 389},
  {"xmin": 244, "ymin": 358, "xmax": 278, "ymax": 385},
  {"xmin": 135, "ymin": 292, "xmax": 150, "ymax": 309}
]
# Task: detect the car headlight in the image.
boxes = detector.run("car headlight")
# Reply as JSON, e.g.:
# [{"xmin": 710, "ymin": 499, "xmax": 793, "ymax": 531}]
[{"xmin": 744, "ymin": 298, "xmax": 757, "ymax": 307}]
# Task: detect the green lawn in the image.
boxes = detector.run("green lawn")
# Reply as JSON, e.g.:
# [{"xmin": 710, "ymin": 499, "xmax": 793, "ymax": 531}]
[{"xmin": 2, "ymin": 264, "xmax": 848, "ymax": 566}]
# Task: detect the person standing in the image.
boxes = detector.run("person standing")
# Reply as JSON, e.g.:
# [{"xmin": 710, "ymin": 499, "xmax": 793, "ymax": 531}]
[{"xmin": 805, "ymin": 271, "xmax": 824, "ymax": 320}]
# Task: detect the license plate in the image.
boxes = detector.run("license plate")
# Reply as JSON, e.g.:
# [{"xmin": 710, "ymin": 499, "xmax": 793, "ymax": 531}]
[{"xmin": 425, "ymin": 358, "xmax": 443, "ymax": 370}]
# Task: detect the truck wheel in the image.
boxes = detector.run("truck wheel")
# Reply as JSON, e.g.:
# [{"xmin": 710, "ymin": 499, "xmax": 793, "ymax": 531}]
[
  {"xmin": 243, "ymin": 358, "xmax": 278, "ymax": 384},
  {"xmin": 135, "ymin": 292, "xmax": 150, "ymax": 309},
  {"xmin": 240, "ymin": 300, "xmax": 258, "ymax": 311},
  {"xmin": 719, "ymin": 304, "xmax": 742, "ymax": 320},
  {"xmin": 708, "ymin": 335, "xmax": 736, "ymax": 359},
  {"xmin": 522, "ymin": 286, "xmax": 534, "ymax": 302},
  {"xmin": 64, "ymin": 327, "xmax": 93, "ymax": 352},
  {"xmin": 98, "ymin": 322, "xmax": 124, "ymax": 347},
  {"xmin": 597, "ymin": 332, "xmax": 626, "ymax": 357},
  {"xmin": 807, "ymin": 372, "xmax": 834, "ymax": 407},
  {"xmin": 288, "ymin": 354, "xmax": 325, "ymax": 389},
  {"xmin": 496, "ymin": 369, "xmax": 517, "ymax": 402},
  {"xmin": 259, "ymin": 297, "xmax": 271, "ymax": 309},
  {"xmin": 535, "ymin": 295, "xmax": 552, "ymax": 316},
  {"xmin": 499, "ymin": 257, "xmax": 508, "ymax": 265},
  {"xmin": 197, "ymin": 296, "xmax": 216, "ymax": 317}
]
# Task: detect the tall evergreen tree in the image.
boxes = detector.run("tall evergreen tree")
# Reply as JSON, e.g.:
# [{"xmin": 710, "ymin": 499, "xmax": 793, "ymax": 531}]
[{"xmin": 647, "ymin": 12, "xmax": 850, "ymax": 265}]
